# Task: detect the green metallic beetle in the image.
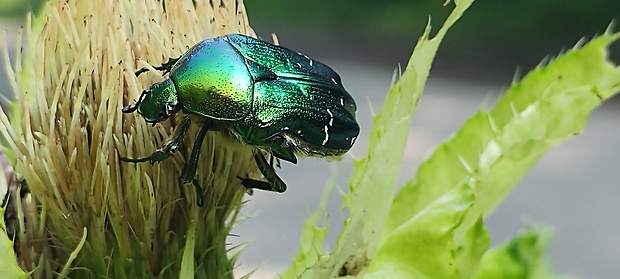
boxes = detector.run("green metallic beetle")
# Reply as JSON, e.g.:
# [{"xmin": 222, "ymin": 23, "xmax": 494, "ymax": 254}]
[{"xmin": 121, "ymin": 34, "xmax": 359, "ymax": 201}]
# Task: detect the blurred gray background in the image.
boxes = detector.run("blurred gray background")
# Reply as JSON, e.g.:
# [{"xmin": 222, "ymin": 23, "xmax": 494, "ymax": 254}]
[{"xmin": 1, "ymin": 1, "xmax": 619, "ymax": 278}]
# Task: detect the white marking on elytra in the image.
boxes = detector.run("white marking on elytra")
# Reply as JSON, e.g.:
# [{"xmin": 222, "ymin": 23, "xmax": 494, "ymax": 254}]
[
  {"xmin": 297, "ymin": 129, "xmax": 302, "ymax": 135},
  {"xmin": 296, "ymin": 62, "xmax": 302, "ymax": 68},
  {"xmin": 331, "ymin": 77, "xmax": 337, "ymax": 84},
  {"xmin": 282, "ymin": 126, "xmax": 290, "ymax": 131},
  {"xmin": 309, "ymin": 59, "xmax": 313, "ymax": 66},
  {"xmin": 340, "ymin": 98, "xmax": 344, "ymax": 106},
  {"xmin": 326, "ymin": 109, "xmax": 334, "ymax": 126},
  {"xmin": 322, "ymin": 125, "xmax": 329, "ymax": 146}
]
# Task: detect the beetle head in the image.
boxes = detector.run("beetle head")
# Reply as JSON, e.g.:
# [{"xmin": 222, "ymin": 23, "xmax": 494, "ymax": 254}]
[{"xmin": 123, "ymin": 79, "xmax": 180, "ymax": 124}]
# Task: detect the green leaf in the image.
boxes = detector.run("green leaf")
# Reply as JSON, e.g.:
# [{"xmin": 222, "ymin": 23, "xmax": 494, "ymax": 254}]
[
  {"xmin": 385, "ymin": 31, "xmax": 620, "ymax": 238},
  {"xmin": 476, "ymin": 228, "xmax": 568, "ymax": 279},
  {"xmin": 0, "ymin": 207, "xmax": 28, "ymax": 279},
  {"xmin": 373, "ymin": 29, "xmax": 620, "ymax": 279},
  {"xmin": 365, "ymin": 182, "xmax": 490, "ymax": 279},
  {"xmin": 281, "ymin": 1, "xmax": 475, "ymax": 278},
  {"xmin": 283, "ymin": 2, "xmax": 620, "ymax": 279},
  {"xmin": 179, "ymin": 206, "xmax": 198, "ymax": 278},
  {"xmin": 279, "ymin": 178, "xmax": 332, "ymax": 278}
]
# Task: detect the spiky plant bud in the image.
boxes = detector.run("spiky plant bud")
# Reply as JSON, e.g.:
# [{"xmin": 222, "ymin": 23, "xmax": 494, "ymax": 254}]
[{"xmin": 0, "ymin": 1, "xmax": 258, "ymax": 278}]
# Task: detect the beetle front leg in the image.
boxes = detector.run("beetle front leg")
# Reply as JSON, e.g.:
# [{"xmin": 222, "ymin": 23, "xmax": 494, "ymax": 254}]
[
  {"xmin": 120, "ymin": 116, "xmax": 191, "ymax": 163},
  {"xmin": 239, "ymin": 149, "xmax": 287, "ymax": 193},
  {"xmin": 135, "ymin": 56, "xmax": 181, "ymax": 77},
  {"xmin": 180, "ymin": 122, "xmax": 211, "ymax": 206}
]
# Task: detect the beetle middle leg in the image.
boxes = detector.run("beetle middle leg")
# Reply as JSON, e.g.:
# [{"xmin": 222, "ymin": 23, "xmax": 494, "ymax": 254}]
[
  {"xmin": 120, "ymin": 115, "xmax": 191, "ymax": 163},
  {"xmin": 239, "ymin": 149, "xmax": 287, "ymax": 193},
  {"xmin": 246, "ymin": 134, "xmax": 298, "ymax": 164},
  {"xmin": 180, "ymin": 121, "xmax": 211, "ymax": 206},
  {"xmin": 135, "ymin": 56, "xmax": 181, "ymax": 77}
]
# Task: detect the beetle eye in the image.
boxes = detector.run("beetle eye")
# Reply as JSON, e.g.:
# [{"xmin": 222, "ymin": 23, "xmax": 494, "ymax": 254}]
[{"xmin": 166, "ymin": 102, "xmax": 178, "ymax": 114}]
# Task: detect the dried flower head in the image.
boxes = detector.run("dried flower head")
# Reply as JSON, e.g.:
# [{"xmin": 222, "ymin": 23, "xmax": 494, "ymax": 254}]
[{"xmin": 0, "ymin": 0, "xmax": 258, "ymax": 277}]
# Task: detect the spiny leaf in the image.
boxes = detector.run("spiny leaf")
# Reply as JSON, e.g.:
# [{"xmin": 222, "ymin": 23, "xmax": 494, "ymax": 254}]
[{"xmin": 281, "ymin": 0, "xmax": 476, "ymax": 278}]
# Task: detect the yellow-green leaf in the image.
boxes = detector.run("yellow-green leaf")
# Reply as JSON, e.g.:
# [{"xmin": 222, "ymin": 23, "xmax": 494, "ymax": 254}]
[{"xmin": 0, "ymin": 207, "xmax": 28, "ymax": 279}]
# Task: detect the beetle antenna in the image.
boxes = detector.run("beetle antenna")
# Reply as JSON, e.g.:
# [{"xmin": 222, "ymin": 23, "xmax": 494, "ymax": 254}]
[
  {"xmin": 122, "ymin": 103, "xmax": 137, "ymax": 113},
  {"xmin": 122, "ymin": 90, "xmax": 148, "ymax": 113}
]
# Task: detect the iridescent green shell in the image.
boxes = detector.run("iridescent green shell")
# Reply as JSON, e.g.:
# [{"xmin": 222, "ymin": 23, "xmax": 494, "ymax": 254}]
[{"xmin": 133, "ymin": 34, "xmax": 359, "ymax": 161}]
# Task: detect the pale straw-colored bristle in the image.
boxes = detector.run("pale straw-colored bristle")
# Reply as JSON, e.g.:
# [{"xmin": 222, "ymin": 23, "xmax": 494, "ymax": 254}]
[{"xmin": 0, "ymin": 0, "xmax": 259, "ymax": 277}]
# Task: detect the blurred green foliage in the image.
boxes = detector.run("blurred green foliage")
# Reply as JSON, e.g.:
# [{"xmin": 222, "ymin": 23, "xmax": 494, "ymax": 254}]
[
  {"xmin": 0, "ymin": 0, "xmax": 42, "ymax": 19},
  {"xmin": 2, "ymin": 0, "xmax": 617, "ymax": 79},
  {"xmin": 246, "ymin": 0, "xmax": 619, "ymax": 45},
  {"xmin": 3, "ymin": 0, "xmax": 617, "ymax": 50},
  {"xmin": 246, "ymin": 0, "xmax": 619, "ymax": 80}
]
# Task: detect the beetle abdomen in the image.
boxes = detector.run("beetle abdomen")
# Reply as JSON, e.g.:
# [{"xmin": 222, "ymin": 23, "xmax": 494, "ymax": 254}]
[{"xmin": 249, "ymin": 78, "xmax": 359, "ymax": 156}]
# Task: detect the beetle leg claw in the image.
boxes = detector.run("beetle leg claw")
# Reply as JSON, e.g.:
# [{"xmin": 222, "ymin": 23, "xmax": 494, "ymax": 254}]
[
  {"xmin": 180, "ymin": 174, "xmax": 205, "ymax": 206},
  {"xmin": 189, "ymin": 179, "xmax": 205, "ymax": 206},
  {"xmin": 119, "ymin": 141, "xmax": 178, "ymax": 164},
  {"xmin": 134, "ymin": 67, "xmax": 150, "ymax": 77},
  {"xmin": 135, "ymin": 57, "xmax": 181, "ymax": 77},
  {"xmin": 239, "ymin": 177, "xmax": 276, "ymax": 192},
  {"xmin": 242, "ymin": 149, "xmax": 288, "ymax": 193},
  {"xmin": 159, "ymin": 57, "xmax": 180, "ymax": 74},
  {"xmin": 118, "ymin": 153, "xmax": 162, "ymax": 164}
]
